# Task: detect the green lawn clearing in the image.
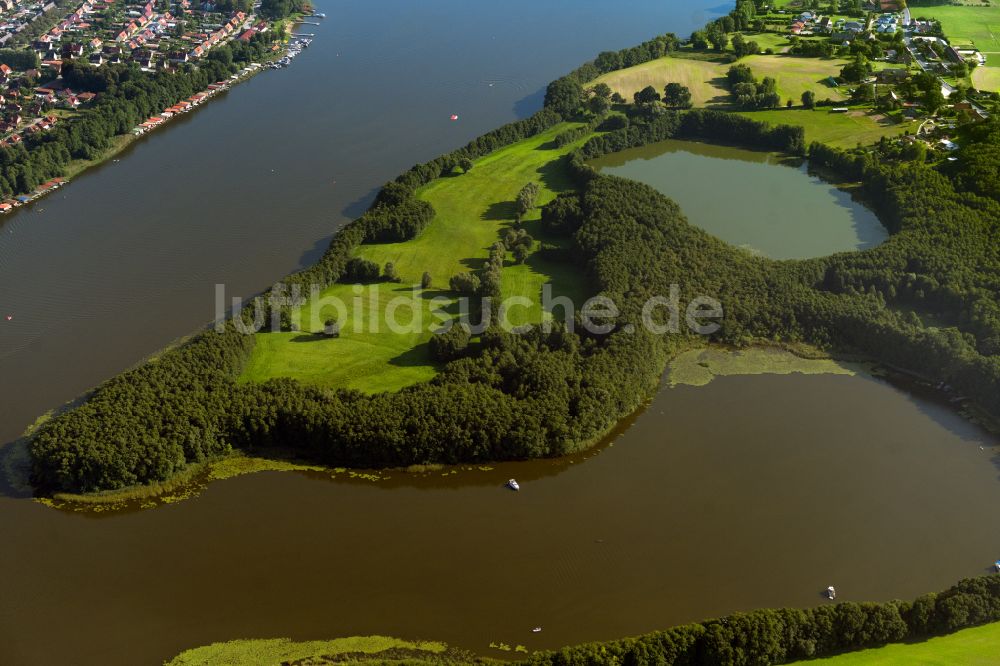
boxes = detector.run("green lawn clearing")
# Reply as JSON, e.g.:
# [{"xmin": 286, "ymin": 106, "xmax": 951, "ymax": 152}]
[
  {"xmin": 738, "ymin": 107, "xmax": 907, "ymax": 148},
  {"xmin": 240, "ymin": 123, "xmax": 594, "ymax": 393},
  {"xmin": 790, "ymin": 621, "xmax": 1000, "ymax": 665},
  {"xmin": 973, "ymin": 64, "xmax": 1000, "ymax": 91}
]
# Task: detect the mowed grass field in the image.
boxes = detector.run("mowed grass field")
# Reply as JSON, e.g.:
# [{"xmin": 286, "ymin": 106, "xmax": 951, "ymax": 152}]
[
  {"xmin": 738, "ymin": 108, "xmax": 907, "ymax": 148},
  {"xmin": 973, "ymin": 64, "xmax": 1000, "ymax": 91},
  {"xmin": 913, "ymin": 4, "xmax": 1000, "ymax": 51},
  {"xmin": 913, "ymin": 3, "xmax": 1000, "ymax": 91},
  {"xmin": 791, "ymin": 621, "xmax": 1000, "ymax": 665},
  {"xmin": 240, "ymin": 123, "xmax": 594, "ymax": 393},
  {"xmin": 591, "ymin": 54, "xmax": 848, "ymax": 107},
  {"xmin": 591, "ymin": 56, "xmax": 731, "ymax": 106}
]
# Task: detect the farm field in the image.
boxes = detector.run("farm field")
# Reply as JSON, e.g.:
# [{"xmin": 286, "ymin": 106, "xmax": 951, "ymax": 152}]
[
  {"xmin": 911, "ymin": 3, "xmax": 1000, "ymax": 90},
  {"xmin": 591, "ymin": 54, "xmax": 849, "ymax": 106}
]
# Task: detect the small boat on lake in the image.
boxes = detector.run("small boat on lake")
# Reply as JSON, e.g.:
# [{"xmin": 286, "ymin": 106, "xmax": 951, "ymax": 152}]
[
  {"xmin": 507, "ymin": 479, "xmax": 520, "ymax": 491},
  {"xmin": 826, "ymin": 586, "xmax": 837, "ymax": 600},
  {"xmin": 994, "ymin": 560, "xmax": 1000, "ymax": 572}
]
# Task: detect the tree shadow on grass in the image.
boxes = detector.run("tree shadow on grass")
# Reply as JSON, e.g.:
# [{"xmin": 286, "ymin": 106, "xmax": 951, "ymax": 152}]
[
  {"xmin": 535, "ymin": 139, "xmax": 560, "ymax": 150},
  {"xmin": 706, "ymin": 76, "xmax": 733, "ymax": 106},
  {"xmin": 482, "ymin": 200, "xmax": 516, "ymax": 221},
  {"xmin": 387, "ymin": 342, "xmax": 436, "ymax": 369},
  {"xmin": 535, "ymin": 156, "xmax": 574, "ymax": 193},
  {"xmin": 460, "ymin": 256, "xmax": 488, "ymax": 272},
  {"xmin": 290, "ymin": 333, "xmax": 332, "ymax": 343}
]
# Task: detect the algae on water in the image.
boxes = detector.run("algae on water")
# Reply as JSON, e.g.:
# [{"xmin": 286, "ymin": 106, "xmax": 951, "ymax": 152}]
[{"xmin": 667, "ymin": 347, "xmax": 857, "ymax": 388}]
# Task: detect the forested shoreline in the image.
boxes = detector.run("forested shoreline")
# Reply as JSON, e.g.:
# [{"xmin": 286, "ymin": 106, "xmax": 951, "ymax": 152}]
[
  {"xmin": 527, "ymin": 574, "xmax": 1000, "ymax": 665},
  {"xmin": 168, "ymin": 573, "xmax": 1000, "ymax": 665}
]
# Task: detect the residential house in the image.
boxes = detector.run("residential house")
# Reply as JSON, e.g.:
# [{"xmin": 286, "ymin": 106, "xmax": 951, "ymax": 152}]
[
  {"xmin": 945, "ymin": 46, "xmax": 964, "ymax": 65},
  {"xmin": 876, "ymin": 68, "xmax": 909, "ymax": 83}
]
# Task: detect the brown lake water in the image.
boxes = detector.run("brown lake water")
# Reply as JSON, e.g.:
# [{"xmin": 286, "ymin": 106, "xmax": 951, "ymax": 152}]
[
  {"xmin": 2, "ymin": 369, "xmax": 1000, "ymax": 664},
  {"xmin": 590, "ymin": 139, "xmax": 888, "ymax": 259},
  {"xmin": 1, "ymin": 2, "xmax": 998, "ymax": 664}
]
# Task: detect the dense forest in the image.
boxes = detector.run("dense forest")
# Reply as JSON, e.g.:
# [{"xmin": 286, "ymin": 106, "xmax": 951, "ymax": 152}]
[{"xmin": 26, "ymin": 4, "xmax": 1000, "ymax": 498}]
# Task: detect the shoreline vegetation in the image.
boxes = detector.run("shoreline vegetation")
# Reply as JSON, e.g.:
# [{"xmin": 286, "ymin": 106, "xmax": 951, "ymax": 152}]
[
  {"xmin": 32, "ymin": 342, "xmax": 877, "ymax": 512},
  {"xmin": 26, "ymin": 338, "xmax": 995, "ymax": 512},
  {"xmin": 165, "ymin": 635, "xmax": 458, "ymax": 666},
  {"xmin": 163, "ymin": 576, "xmax": 1000, "ymax": 665}
]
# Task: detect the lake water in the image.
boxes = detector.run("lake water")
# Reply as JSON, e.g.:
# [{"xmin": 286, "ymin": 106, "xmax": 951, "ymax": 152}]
[
  {"xmin": 1, "ymin": 1, "xmax": 998, "ymax": 664},
  {"xmin": 590, "ymin": 139, "xmax": 888, "ymax": 259},
  {"xmin": 2, "ymin": 367, "xmax": 999, "ymax": 665}
]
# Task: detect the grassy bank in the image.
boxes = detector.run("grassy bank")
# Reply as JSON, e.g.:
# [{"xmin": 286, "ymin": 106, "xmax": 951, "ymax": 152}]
[
  {"xmin": 40, "ymin": 452, "xmax": 332, "ymax": 512},
  {"xmin": 240, "ymin": 123, "xmax": 595, "ymax": 393},
  {"xmin": 166, "ymin": 635, "xmax": 455, "ymax": 666},
  {"xmin": 166, "ymin": 619, "xmax": 1000, "ymax": 665},
  {"xmin": 792, "ymin": 620, "xmax": 1000, "ymax": 665}
]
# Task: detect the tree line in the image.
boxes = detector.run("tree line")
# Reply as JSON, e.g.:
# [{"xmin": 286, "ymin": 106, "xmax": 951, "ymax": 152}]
[{"xmin": 524, "ymin": 575, "xmax": 1000, "ymax": 666}]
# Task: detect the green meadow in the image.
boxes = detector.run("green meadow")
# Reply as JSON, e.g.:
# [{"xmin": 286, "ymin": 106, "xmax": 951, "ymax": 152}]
[
  {"xmin": 240, "ymin": 124, "xmax": 594, "ymax": 393},
  {"xmin": 738, "ymin": 108, "xmax": 907, "ymax": 148},
  {"xmin": 913, "ymin": 3, "xmax": 1000, "ymax": 91},
  {"xmin": 912, "ymin": 3, "xmax": 1000, "ymax": 51},
  {"xmin": 791, "ymin": 620, "xmax": 1000, "ymax": 665}
]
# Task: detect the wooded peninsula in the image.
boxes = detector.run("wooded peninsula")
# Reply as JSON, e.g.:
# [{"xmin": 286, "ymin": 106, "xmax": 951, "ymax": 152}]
[{"xmin": 26, "ymin": 1, "xmax": 1000, "ymax": 501}]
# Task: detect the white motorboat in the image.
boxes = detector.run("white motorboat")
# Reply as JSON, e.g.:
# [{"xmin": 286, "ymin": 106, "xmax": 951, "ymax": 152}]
[
  {"xmin": 507, "ymin": 479, "xmax": 520, "ymax": 491},
  {"xmin": 826, "ymin": 586, "xmax": 837, "ymax": 600}
]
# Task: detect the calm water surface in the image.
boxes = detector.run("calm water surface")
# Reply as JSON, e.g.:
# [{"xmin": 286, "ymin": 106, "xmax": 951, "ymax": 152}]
[
  {"xmin": 2, "ymin": 371, "xmax": 999, "ymax": 665},
  {"xmin": 590, "ymin": 139, "xmax": 888, "ymax": 259},
  {"xmin": 2, "ymin": 2, "xmax": 998, "ymax": 665}
]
